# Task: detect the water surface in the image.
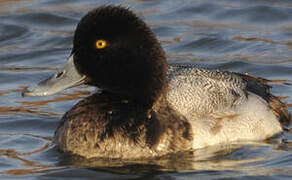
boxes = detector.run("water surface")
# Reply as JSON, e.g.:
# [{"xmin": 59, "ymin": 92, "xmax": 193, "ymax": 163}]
[{"xmin": 1, "ymin": 0, "xmax": 292, "ymax": 179}]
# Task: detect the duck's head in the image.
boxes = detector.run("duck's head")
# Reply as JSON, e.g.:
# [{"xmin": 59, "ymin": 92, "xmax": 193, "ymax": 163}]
[{"xmin": 23, "ymin": 6, "xmax": 168, "ymax": 106}]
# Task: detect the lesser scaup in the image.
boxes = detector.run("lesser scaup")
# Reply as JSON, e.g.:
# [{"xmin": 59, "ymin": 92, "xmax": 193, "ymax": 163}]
[{"xmin": 23, "ymin": 6, "xmax": 291, "ymax": 159}]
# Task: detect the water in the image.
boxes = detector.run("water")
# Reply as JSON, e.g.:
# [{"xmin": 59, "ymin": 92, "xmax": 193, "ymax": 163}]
[{"xmin": 1, "ymin": 0, "xmax": 292, "ymax": 179}]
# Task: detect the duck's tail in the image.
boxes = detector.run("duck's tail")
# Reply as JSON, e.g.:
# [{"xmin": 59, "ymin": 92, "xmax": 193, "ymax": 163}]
[
  {"xmin": 236, "ymin": 73, "xmax": 291, "ymax": 128},
  {"xmin": 268, "ymin": 95, "xmax": 291, "ymax": 127}
]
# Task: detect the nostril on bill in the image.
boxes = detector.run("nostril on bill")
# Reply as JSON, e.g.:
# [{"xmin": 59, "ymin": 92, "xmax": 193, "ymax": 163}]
[{"xmin": 56, "ymin": 71, "xmax": 64, "ymax": 78}]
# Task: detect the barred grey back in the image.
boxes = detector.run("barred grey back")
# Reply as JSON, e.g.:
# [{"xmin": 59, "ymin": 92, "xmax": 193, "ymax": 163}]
[{"xmin": 167, "ymin": 64, "xmax": 248, "ymax": 119}]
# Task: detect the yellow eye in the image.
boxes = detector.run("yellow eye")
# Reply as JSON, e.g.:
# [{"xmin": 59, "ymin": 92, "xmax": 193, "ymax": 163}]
[{"xmin": 95, "ymin": 40, "xmax": 107, "ymax": 49}]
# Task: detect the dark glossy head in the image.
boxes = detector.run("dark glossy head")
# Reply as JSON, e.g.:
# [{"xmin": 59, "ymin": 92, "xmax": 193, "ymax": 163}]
[
  {"xmin": 23, "ymin": 6, "xmax": 168, "ymax": 107},
  {"xmin": 73, "ymin": 6, "xmax": 168, "ymax": 105}
]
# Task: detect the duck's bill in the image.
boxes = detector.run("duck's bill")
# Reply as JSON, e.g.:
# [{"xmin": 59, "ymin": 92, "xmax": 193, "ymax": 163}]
[{"xmin": 22, "ymin": 55, "xmax": 86, "ymax": 97}]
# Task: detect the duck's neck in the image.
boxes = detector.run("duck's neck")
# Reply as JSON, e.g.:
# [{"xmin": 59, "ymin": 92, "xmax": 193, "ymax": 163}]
[
  {"xmin": 130, "ymin": 43, "xmax": 168, "ymax": 107},
  {"xmin": 108, "ymin": 46, "xmax": 169, "ymax": 108},
  {"xmin": 102, "ymin": 82, "xmax": 168, "ymax": 109},
  {"xmin": 124, "ymin": 68, "xmax": 168, "ymax": 108}
]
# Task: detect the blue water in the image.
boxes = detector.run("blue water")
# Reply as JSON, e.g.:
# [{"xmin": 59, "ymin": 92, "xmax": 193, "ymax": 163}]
[{"xmin": 1, "ymin": 0, "xmax": 292, "ymax": 179}]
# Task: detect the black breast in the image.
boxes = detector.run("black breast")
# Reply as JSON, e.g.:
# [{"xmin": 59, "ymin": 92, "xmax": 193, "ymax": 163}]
[{"xmin": 54, "ymin": 92, "xmax": 193, "ymax": 159}]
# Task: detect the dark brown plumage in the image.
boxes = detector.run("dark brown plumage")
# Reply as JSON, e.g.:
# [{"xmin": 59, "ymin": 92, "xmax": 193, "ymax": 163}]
[{"xmin": 55, "ymin": 92, "xmax": 193, "ymax": 159}]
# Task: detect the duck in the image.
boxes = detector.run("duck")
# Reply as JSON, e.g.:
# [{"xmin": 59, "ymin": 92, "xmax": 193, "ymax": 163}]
[{"xmin": 22, "ymin": 5, "xmax": 291, "ymax": 159}]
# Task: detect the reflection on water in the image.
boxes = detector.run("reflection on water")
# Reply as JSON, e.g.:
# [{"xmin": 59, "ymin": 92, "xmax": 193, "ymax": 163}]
[{"xmin": 1, "ymin": 0, "xmax": 292, "ymax": 179}]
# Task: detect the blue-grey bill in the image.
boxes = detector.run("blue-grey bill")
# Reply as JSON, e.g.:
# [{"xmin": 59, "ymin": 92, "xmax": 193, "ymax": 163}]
[{"xmin": 22, "ymin": 55, "xmax": 86, "ymax": 97}]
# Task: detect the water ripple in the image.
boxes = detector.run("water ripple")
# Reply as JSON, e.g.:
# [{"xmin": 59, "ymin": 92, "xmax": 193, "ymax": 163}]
[{"xmin": 214, "ymin": 5, "xmax": 292, "ymax": 24}]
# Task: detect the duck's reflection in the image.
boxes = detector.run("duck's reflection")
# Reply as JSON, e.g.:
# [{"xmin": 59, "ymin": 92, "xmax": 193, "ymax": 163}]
[{"xmin": 1, "ymin": 135, "xmax": 290, "ymax": 177}]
